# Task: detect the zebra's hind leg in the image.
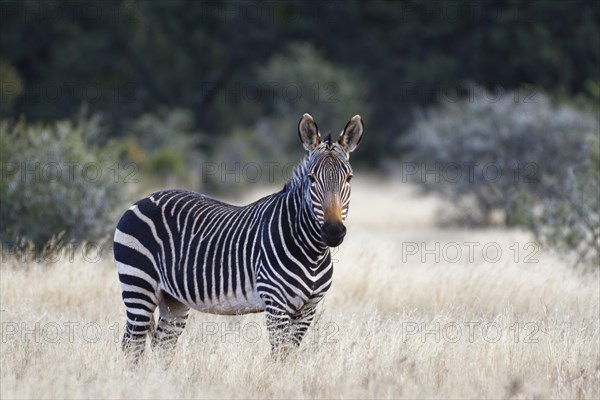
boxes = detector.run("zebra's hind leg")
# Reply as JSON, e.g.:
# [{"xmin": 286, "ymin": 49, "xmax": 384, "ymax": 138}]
[
  {"xmin": 120, "ymin": 282, "xmax": 160, "ymax": 362},
  {"xmin": 122, "ymin": 314, "xmax": 156, "ymax": 363},
  {"xmin": 151, "ymin": 291, "xmax": 190, "ymax": 364}
]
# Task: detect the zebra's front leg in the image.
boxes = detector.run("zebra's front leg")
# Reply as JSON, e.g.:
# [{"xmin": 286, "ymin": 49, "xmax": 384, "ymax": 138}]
[
  {"xmin": 265, "ymin": 305, "xmax": 293, "ymax": 360},
  {"xmin": 151, "ymin": 292, "xmax": 190, "ymax": 364},
  {"xmin": 289, "ymin": 306, "xmax": 317, "ymax": 347}
]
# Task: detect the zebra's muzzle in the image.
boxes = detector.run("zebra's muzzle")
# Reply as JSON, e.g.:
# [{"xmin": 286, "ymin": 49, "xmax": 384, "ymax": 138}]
[{"xmin": 321, "ymin": 220, "xmax": 347, "ymax": 247}]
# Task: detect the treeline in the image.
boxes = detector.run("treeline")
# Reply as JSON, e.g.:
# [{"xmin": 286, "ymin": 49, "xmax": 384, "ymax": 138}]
[{"xmin": 1, "ymin": 0, "xmax": 599, "ymax": 164}]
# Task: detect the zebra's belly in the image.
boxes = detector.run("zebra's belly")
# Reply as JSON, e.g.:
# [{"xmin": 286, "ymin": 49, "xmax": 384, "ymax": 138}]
[{"xmin": 187, "ymin": 289, "xmax": 266, "ymax": 315}]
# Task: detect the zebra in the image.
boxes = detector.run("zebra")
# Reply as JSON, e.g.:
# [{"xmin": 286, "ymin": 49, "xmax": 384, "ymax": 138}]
[{"xmin": 114, "ymin": 113, "xmax": 364, "ymax": 360}]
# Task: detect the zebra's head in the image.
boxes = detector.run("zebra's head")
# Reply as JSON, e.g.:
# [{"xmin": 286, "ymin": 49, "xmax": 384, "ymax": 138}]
[{"xmin": 298, "ymin": 113, "xmax": 364, "ymax": 247}]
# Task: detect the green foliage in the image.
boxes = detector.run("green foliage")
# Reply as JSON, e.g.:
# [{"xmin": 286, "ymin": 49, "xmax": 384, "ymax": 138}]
[
  {"xmin": 1, "ymin": 1, "xmax": 598, "ymax": 165},
  {"xmin": 123, "ymin": 108, "xmax": 204, "ymax": 187},
  {"xmin": 256, "ymin": 43, "xmax": 369, "ymax": 130},
  {"xmin": 144, "ymin": 149, "xmax": 187, "ymax": 183},
  {"xmin": 405, "ymin": 90, "xmax": 599, "ymax": 266},
  {"xmin": 0, "ymin": 117, "xmax": 124, "ymax": 245},
  {"xmin": 255, "ymin": 43, "xmax": 370, "ymax": 155},
  {"xmin": 126, "ymin": 108, "xmax": 201, "ymax": 155}
]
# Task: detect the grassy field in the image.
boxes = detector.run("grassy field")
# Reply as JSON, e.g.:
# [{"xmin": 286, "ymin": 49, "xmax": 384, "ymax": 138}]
[{"xmin": 1, "ymin": 179, "xmax": 599, "ymax": 399}]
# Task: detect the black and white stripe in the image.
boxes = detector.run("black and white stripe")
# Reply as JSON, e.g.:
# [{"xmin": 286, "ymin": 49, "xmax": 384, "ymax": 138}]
[{"xmin": 114, "ymin": 114, "xmax": 364, "ymax": 359}]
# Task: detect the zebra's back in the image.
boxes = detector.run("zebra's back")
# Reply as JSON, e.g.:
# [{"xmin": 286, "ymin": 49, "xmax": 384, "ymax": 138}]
[{"xmin": 114, "ymin": 189, "xmax": 268, "ymax": 315}]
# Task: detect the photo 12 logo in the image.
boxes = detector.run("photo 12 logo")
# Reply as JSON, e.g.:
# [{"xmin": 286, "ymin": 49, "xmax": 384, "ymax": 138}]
[
  {"xmin": 200, "ymin": 162, "xmax": 298, "ymax": 184},
  {"xmin": 1, "ymin": 321, "xmax": 121, "ymax": 346},
  {"xmin": 0, "ymin": 162, "xmax": 138, "ymax": 184},
  {"xmin": 399, "ymin": 162, "xmax": 539, "ymax": 185},
  {"xmin": 0, "ymin": 320, "xmax": 340, "ymax": 346},
  {"xmin": 401, "ymin": 241, "xmax": 540, "ymax": 264},
  {"xmin": 400, "ymin": 321, "xmax": 541, "ymax": 344},
  {"xmin": 0, "ymin": 241, "xmax": 111, "ymax": 265}
]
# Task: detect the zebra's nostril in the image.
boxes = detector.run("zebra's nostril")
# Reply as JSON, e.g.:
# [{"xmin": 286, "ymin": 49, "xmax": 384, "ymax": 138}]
[{"xmin": 322, "ymin": 221, "xmax": 346, "ymax": 240}]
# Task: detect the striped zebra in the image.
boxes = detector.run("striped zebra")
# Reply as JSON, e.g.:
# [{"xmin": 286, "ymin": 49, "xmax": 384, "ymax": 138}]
[{"xmin": 114, "ymin": 113, "xmax": 364, "ymax": 360}]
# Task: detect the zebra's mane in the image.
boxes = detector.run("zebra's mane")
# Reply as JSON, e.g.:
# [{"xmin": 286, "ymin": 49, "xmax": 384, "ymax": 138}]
[
  {"xmin": 282, "ymin": 154, "xmax": 311, "ymax": 193},
  {"xmin": 282, "ymin": 133, "xmax": 337, "ymax": 193}
]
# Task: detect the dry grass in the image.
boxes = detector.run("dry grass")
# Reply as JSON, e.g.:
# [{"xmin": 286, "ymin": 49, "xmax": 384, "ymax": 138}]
[{"xmin": 1, "ymin": 179, "xmax": 599, "ymax": 399}]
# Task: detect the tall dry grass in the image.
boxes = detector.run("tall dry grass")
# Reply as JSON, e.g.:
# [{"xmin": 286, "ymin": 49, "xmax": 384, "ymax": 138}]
[{"xmin": 1, "ymin": 180, "xmax": 598, "ymax": 399}]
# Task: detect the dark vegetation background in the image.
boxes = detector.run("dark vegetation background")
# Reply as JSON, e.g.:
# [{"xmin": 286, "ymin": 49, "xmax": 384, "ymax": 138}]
[
  {"xmin": 0, "ymin": 0, "xmax": 598, "ymax": 266},
  {"xmin": 2, "ymin": 0, "xmax": 598, "ymax": 162}
]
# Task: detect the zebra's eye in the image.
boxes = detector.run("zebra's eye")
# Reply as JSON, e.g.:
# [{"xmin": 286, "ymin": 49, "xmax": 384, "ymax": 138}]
[
  {"xmin": 346, "ymin": 174, "xmax": 353, "ymax": 183},
  {"xmin": 309, "ymin": 174, "xmax": 317, "ymax": 183}
]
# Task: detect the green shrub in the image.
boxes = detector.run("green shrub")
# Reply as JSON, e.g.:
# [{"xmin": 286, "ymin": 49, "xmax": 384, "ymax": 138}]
[
  {"xmin": 404, "ymin": 89, "xmax": 599, "ymax": 266},
  {"xmin": 123, "ymin": 108, "xmax": 203, "ymax": 188},
  {"xmin": 144, "ymin": 148, "xmax": 188, "ymax": 182},
  {"xmin": 0, "ymin": 116, "xmax": 125, "ymax": 245}
]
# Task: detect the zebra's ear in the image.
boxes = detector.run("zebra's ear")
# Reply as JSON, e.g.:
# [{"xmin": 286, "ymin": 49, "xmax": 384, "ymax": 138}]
[
  {"xmin": 338, "ymin": 115, "xmax": 364, "ymax": 153},
  {"xmin": 298, "ymin": 113, "xmax": 322, "ymax": 151}
]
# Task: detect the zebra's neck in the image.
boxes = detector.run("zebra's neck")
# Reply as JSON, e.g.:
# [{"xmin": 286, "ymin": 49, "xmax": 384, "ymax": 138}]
[{"xmin": 273, "ymin": 168, "xmax": 329, "ymax": 263}]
